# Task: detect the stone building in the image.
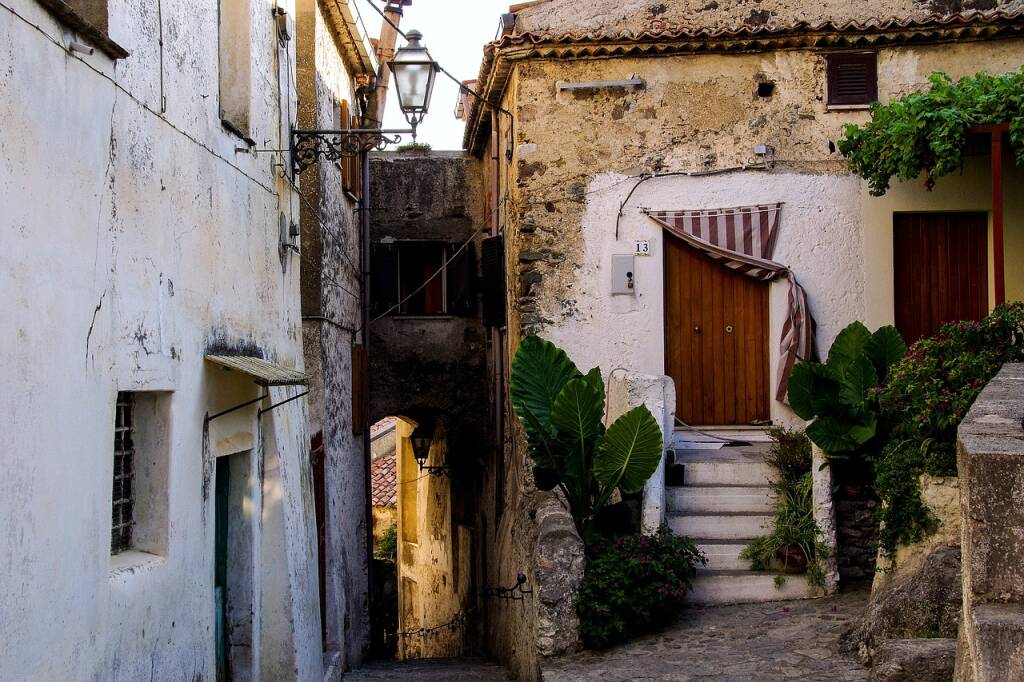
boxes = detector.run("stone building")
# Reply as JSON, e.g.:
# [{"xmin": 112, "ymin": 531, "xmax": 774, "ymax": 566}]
[
  {"xmin": 294, "ymin": 0, "xmax": 399, "ymax": 671},
  {"xmin": 458, "ymin": 0, "xmax": 1024, "ymax": 677},
  {"xmin": 0, "ymin": 0, "xmax": 378, "ymax": 679},
  {"xmin": 367, "ymin": 150, "xmax": 494, "ymax": 661}
]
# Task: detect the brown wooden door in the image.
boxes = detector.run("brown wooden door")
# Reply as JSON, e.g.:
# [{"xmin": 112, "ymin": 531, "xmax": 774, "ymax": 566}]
[
  {"xmin": 894, "ymin": 212, "xmax": 988, "ymax": 344},
  {"xmin": 664, "ymin": 237, "xmax": 769, "ymax": 425}
]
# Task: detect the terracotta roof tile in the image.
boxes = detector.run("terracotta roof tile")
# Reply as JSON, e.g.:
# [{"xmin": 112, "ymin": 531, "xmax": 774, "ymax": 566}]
[{"xmin": 371, "ymin": 454, "xmax": 398, "ymax": 507}]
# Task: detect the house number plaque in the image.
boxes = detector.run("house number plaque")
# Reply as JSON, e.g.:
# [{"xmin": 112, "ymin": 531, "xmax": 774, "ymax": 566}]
[{"xmin": 635, "ymin": 240, "xmax": 651, "ymax": 256}]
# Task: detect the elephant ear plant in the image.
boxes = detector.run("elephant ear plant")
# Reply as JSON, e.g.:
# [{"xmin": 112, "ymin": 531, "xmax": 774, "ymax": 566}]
[
  {"xmin": 510, "ymin": 335, "xmax": 664, "ymax": 545},
  {"xmin": 787, "ymin": 322, "xmax": 906, "ymax": 459}
]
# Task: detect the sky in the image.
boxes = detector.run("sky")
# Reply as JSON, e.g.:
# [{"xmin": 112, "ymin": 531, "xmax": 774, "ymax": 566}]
[{"xmin": 351, "ymin": 0, "xmax": 511, "ymax": 150}]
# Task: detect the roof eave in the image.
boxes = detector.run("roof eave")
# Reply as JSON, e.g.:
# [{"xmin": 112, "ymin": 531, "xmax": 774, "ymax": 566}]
[{"xmin": 463, "ymin": 9, "xmax": 1024, "ymax": 155}]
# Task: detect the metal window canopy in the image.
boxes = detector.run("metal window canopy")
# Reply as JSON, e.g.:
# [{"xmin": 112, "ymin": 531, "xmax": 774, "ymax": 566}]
[
  {"xmin": 290, "ymin": 127, "xmax": 415, "ymax": 176},
  {"xmin": 204, "ymin": 355, "xmax": 308, "ymax": 423}
]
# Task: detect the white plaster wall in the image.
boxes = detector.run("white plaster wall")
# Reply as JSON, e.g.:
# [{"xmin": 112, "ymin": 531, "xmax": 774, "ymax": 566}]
[
  {"xmin": 544, "ymin": 170, "xmax": 865, "ymax": 426},
  {"xmin": 0, "ymin": 0, "xmax": 323, "ymax": 679}
]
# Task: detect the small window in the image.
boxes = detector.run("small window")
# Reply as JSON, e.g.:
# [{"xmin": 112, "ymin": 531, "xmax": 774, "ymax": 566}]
[
  {"xmin": 111, "ymin": 392, "xmax": 136, "ymax": 555},
  {"xmin": 826, "ymin": 53, "xmax": 877, "ymax": 107},
  {"xmin": 111, "ymin": 391, "xmax": 171, "ymax": 558},
  {"xmin": 371, "ymin": 240, "xmax": 477, "ymax": 317},
  {"xmin": 219, "ymin": 0, "xmax": 253, "ymax": 138}
]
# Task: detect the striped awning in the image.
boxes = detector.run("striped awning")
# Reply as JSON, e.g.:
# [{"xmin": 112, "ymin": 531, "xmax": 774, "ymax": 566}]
[
  {"xmin": 646, "ymin": 203, "xmax": 816, "ymax": 402},
  {"xmin": 205, "ymin": 355, "xmax": 306, "ymax": 386}
]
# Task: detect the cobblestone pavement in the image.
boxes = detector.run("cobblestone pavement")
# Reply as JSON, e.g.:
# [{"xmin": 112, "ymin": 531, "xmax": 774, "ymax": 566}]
[
  {"xmin": 344, "ymin": 588, "xmax": 868, "ymax": 681},
  {"xmin": 344, "ymin": 657, "xmax": 514, "ymax": 680},
  {"xmin": 543, "ymin": 587, "xmax": 870, "ymax": 682}
]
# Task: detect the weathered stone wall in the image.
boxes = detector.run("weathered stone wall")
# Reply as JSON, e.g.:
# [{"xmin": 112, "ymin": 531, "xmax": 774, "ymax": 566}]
[
  {"xmin": 295, "ymin": 0, "xmax": 372, "ymax": 668},
  {"xmin": 368, "ymin": 151, "xmax": 489, "ymax": 442},
  {"xmin": 835, "ymin": 486, "xmax": 880, "ymax": 581},
  {"xmin": 955, "ymin": 363, "xmax": 1024, "ymax": 681},
  {"xmin": 0, "ymin": 1, "xmax": 322, "ymax": 679},
  {"xmin": 501, "ymin": 39, "xmax": 1024, "ymax": 427}
]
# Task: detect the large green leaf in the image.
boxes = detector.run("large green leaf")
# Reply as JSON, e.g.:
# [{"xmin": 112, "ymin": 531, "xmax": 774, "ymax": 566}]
[
  {"xmin": 787, "ymin": 361, "xmax": 817, "ymax": 420},
  {"xmin": 593, "ymin": 406, "xmax": 663, "ymax": 494},
  {"xmin": 510, "ymin": 335, "xmax": 580, "ymax": 463},
  {"xmin": 865, "ymin": 326, "xmax": 906, "ymax": 380},
  {"xmin": 826, "ymin": 321, "xmax": 872, "ymax": 373},
  {"xmin": 806, "ymin": 415, "xmax": 859, "ymax": 454},
  {"xmin": 838, "ymin": 355, "xmax": 878, "ymax": 407},
  {"xmin": 551, "ymin": 372, "xmax": 606, "ymax": 506}
]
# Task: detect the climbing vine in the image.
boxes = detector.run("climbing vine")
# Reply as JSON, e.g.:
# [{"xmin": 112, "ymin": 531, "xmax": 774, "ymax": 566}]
[{"xmin": 838, "ymin": 69, "xmax": 1024, "ymax": 196}]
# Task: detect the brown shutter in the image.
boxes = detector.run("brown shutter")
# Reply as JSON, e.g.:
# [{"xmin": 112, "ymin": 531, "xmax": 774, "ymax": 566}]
[
  {"xmin": 826, "ymin": 53, "xmax": 877, "ymax": 106},
  {"xmin": 351, "ymin": 344, "xmax": 368, "ymax": 434},
  {"xmin": 481, "ymin": 235, "xmax": 506, "ymax": 327},
  {"xmin": 340, "ymin": 100, "xmax": 351, "ymax": 191},
  {"xmin": 349, "ymin": 114, "xmax": 362, "ymax": 199}
]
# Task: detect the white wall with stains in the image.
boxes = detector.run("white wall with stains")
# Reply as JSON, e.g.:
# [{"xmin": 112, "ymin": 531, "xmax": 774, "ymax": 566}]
[
  {"xmin": 545, "ymin": 170, "xmax": 865, "ymax": 427},
  {"xmin": 0, "ymin": 0, "xmax": 323, "ymax": 679}
]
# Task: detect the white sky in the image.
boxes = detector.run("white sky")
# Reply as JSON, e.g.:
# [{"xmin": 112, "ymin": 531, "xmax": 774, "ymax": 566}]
[{"xmin": 351, "ymin": 0, "xmax": 511, "ymax": 150}]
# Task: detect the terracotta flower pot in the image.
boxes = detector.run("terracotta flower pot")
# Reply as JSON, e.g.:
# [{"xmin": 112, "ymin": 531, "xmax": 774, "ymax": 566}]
[{"xmin": 779, "ymin": 546, "xmax": 808, "ymax": 574}]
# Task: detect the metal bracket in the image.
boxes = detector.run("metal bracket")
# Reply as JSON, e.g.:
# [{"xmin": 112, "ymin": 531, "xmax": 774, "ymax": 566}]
[
  {"xmin": 206, "ymin": 393, "xmax": 269, "ymax": 424},
  {"xmin": 257, "ymin": 390, "xmax": 309, "ymax": 417},
  {"xmin": 290, "ymin": 127, "xmax": 414, "ymax": 176}
]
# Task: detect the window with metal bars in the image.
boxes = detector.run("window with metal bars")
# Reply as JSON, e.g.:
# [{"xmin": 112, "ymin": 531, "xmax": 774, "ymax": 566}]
[{"xmin": 111, "ymin": 392, "xmax": 135, "ymax": 555}]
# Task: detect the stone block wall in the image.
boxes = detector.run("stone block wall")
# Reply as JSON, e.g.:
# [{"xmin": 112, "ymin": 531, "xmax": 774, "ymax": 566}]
[{"xmin": 955, "ymin": 363, "xmax": 1024, "ymax": 681}]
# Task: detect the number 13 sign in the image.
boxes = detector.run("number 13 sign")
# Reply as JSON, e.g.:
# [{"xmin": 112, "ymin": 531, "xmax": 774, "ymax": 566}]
[{"xmin": 635, "ymin": 240, "xmax": 651, "ymax": 256}]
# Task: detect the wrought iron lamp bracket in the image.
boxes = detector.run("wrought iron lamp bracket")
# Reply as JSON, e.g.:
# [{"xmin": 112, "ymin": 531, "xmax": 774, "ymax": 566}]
[{"xmin": 290, "ymin": 126, "xmax": 414, "ymax": 176}]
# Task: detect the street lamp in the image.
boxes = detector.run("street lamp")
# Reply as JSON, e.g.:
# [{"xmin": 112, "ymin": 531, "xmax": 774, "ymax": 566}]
[
  {"xmin": 388, "ymin": 30, "xmax": 438, "ymax": 134},
  {"xmin": 289, "ymin": 30, "xmax": 440, "ymax": 176},
  {"xmin": 410, "ymin": 427, "xmax": 448, "ymax": 477}
]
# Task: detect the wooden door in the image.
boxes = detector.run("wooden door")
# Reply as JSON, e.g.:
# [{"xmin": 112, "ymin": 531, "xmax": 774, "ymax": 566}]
[
  {"xmin": 894, "ymin": 212, "xmax": 988, "ymax": 344},
  {"xmin": 664, "ymin": 237, "xmax": 770, "ymax": 425}
]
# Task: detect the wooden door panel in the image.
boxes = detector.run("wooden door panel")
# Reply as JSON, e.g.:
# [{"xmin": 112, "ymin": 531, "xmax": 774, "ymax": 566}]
[
  {"xmin": 664, "ymin": 237, "xmax": 769, "ymax": 425},
  {"xmin": 894, "ymin": 212, "xmax": 988, "ymax": 344}
]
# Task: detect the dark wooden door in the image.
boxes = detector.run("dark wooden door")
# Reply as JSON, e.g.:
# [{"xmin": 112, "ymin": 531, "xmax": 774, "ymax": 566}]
[
  {"xmin": 664, "ymin": 236, "xmax": 770, "ymax": 425},
  {"xmin": 894, "ymin": 212, "xmax": 988, "ymax": 344}
]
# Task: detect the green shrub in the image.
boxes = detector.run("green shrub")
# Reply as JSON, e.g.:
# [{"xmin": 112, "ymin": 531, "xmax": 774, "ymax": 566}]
[
  {"xmin": 874, "ymin": 303, "xmax": 1024, "ymax": 557},
  {"xmin": 576, "ymin": 526, "xmax": 705, "ymax": 648},
  {"xmin": 765, "ymin": 426, "xmax": 812, "ymax": 485},
  {"xmin": 839, "ymin": 69, "xmax": 1024, "ymax": 196},
  {"xmin": 375, "ymin": 524, "xmax": 398, "ymax": 562},
  {"xmin": 741, "ymin": 471, "xmax": 829, "ymax": 588},
  {"xmin": 509, "ymin": 335, "xmax": 663, "ymax": 545}
]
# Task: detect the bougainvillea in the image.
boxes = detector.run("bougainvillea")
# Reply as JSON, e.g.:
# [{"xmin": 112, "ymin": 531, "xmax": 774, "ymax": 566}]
[{"xmin": 873, "ymin": 303, "xmax": 1024, "ymax": 556}]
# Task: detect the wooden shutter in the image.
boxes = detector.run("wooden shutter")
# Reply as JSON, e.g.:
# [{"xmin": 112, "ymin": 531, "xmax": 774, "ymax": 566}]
[
  {"xmin": 340, "ymin": 100, "xmax": 352, "ymax": 191},
  {"xmin": 351, "ymin": 344, "xmax": 368, "ymax": 434},
  {"xmin": 481, "ymin": 235, "xmax": 506, "ymax": 327},
  {"xmin": 826, "ymin": 53, "xmax": 877, "ymax": 106}
]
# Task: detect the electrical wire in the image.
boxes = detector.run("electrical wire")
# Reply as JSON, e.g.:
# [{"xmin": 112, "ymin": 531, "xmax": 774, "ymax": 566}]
[{"xmin": 370, "ymin": 227, "xmax": 484, "ymax": 322}]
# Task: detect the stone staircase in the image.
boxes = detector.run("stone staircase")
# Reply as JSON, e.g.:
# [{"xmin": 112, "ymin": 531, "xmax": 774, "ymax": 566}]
[{"xmin": 667, "ymin": 432, "xmax": 817, "ymax": 605}]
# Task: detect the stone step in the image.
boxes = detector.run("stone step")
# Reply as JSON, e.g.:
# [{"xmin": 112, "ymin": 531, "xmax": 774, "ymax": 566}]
[
  {"xmin": 679, "ymin": 460, "xmax": 775, "ymax": 487},
  {"xmin": 688, "ymin": 570, "xmax": 819, "ymax": 605},
  {"xmin": 668, "ymin": 512, "xmax": 773, "ymax": 540},
  {"xmin": 668, "ymin": 485, "xmax": 776, "ymax": 513},
  {"xmin": 696, "ymin": 540, "xmax": 754, "ymax": 572}
]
